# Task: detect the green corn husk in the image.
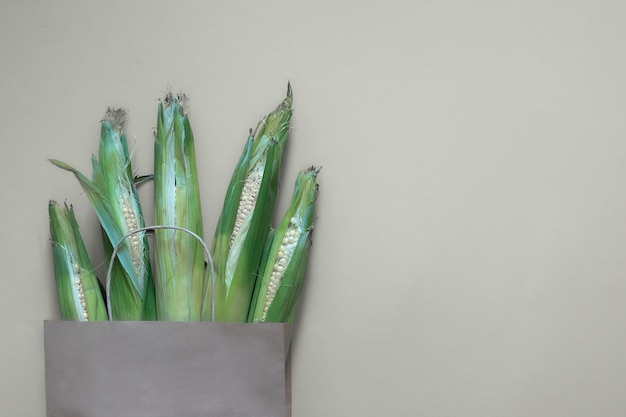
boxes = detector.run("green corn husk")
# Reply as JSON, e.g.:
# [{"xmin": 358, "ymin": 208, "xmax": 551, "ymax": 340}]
[
  {"xmin": 208, "ymin": 84, "xmax": 293, "ymax": 322},
  {"xmin": 48, "ymin": 200, "xmax": 108, "ymax": 321},
  {"xmin": 50, "ymin": 109, "xmax": 155, "ymax": 320},
  {"xmin": 154, "ymin": 93, "xmax": 207, "ymax": 321},
  {"xmin": 101, "ymin": 228, "xmax": 156, "ymax": 320},
  {"xmin": 249, "ymin": 166, "xmax": 320, "ymax": 323}
]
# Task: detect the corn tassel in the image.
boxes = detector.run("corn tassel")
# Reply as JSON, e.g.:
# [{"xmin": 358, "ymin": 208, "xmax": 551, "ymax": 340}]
[
  {"xmin": 249, "ymin": 166, "xmax": 319, "ymax": 323},
  {"xmin": 49, "ymin": 109, "xmax": 155, "ymax": 320},
  {"xmin": 208, "ymin": 84, "xmax": 293, "ymax": 322},
  {"xmin": 154, "ymin": 93, "xmax": 207, "ymax": 321},
  {"xmin": 48, "ymin": 201, "xmax": 108, "ymax": 321}
]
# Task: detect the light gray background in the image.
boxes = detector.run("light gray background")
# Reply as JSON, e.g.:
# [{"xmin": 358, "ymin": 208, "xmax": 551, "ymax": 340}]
[{"xmin": 2, "ymin": 1, "xmax": 626, "ymax": 416}]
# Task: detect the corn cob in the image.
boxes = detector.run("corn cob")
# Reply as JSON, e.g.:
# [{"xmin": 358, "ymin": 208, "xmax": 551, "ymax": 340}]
[
  {"xmin": 249, "ymin": 166, "xmax": 319, "ymax": 323},
  {"xmin": 154, "ymin": 93, "xmax": 207, "ymax": 321},
  {"xmin": 50, "ymin": 109, "xmax": 155, "ymax": 320},
  {"xmin": 208, "ymin": 84, "xmax": 293, "ymax": 322},
  {"xmin": 48, "ymin": 200, "xmax": 108, "ymax": 321}
]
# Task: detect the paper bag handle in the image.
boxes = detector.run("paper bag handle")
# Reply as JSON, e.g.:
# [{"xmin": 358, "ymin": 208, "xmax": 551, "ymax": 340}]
[{"xmin": 105, "ymin": 225, "xmax": 215, "ymax": 322}]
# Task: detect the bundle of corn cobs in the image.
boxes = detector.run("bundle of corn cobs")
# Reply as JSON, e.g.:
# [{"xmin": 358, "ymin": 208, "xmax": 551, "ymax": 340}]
[{"xmin": 48, "ymin": 84, "xmax": 319, "ymax": 323}]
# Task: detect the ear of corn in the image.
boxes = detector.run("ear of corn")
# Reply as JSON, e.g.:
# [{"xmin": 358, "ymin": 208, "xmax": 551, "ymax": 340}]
[
  {"xmin": 154, "ymin": 93, "xmax": 207, "ymax": 321},
  {"xmin": 48, "ymin": 201, "xmax": 108, "ymax": 321},
  {"xmin": 49, "ymin": 109, "xmax": 155, "ymax": 320},
  {"xmin": 208, "ymin": 84, "xmax": 293, "ymax": 322},
  {"xmin": 249, "ymin": 166, "xmax": 319, "ymax": 323}
]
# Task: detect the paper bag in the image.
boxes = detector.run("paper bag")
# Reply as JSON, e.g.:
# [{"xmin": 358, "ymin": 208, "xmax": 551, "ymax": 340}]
[{"xmin": 44, "ymin": 320, "xmax": 292, "ymax": 417}]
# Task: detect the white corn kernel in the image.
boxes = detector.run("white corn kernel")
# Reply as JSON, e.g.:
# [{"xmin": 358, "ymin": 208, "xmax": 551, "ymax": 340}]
[
  {"xmin": 73, "ymin": 271, "xmax": 88, "ymax": 321},
  {"xmin": 119, "ymin": 192, "xmax": 144, "ymax": 277},
  {"xmin": 230, "ymin": 160, "xmax": 265, "ymax": 246},
  {"xmin": 260, "ymin": 222, "xmax": 301, "ymax": 321}
]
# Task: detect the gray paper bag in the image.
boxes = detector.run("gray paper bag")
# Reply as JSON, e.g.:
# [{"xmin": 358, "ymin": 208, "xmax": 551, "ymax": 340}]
[{"xmin": 44, "ymin": 320, "xmax": 292, "ymax": 417}]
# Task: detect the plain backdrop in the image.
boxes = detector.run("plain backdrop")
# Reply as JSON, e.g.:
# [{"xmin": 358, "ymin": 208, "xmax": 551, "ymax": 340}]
[{"xmin": 2, "ymin": 1, "xmax": 626, "ymax": 416}]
